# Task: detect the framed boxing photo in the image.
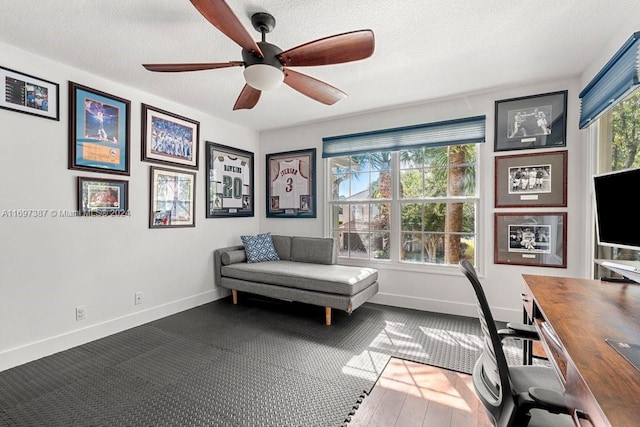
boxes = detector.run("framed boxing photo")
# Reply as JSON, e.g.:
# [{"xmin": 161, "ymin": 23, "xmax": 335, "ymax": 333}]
[
  {"xmin": 266, "ymin": 148, "xmax": 316, "ymax": 218},
  {"xmin": 494, "ymin": 212, "xmax": 567, "ymax": 268},
  {"xmin": 494, "ymin": 90, "xmax": 567, "ymax": 152},
  {"xmin": 205, "ymin": 142, "xmax": 254, "ymax": 218}
]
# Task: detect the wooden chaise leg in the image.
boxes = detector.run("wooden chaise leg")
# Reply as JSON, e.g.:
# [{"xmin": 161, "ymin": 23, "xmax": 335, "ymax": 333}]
[
  {"xmin": 232, "ymin": 289, "xmax": 238, "ymax": 305},
  {"xmin": 325, "ymin": 306, "xmax": 332, "ymax": 326}
]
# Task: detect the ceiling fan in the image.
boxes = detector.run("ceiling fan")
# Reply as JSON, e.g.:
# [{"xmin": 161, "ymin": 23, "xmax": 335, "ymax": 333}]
[{"xmin": 142, "ymin": 0, "xmax": 375, "ymax": 110}]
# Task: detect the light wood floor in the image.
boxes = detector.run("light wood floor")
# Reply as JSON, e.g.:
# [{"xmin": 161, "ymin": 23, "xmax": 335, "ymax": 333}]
[{"xmin": 348, "ymin": 357, "xmax": 493, "ymax": 427}]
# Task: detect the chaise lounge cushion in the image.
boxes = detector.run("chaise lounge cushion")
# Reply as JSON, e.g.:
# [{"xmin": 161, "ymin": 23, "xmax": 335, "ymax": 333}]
[
  {"xmin": 271, "ymin": 235, "xmax": 292, "ymax": 261},
  {"xmin": 290, "ymin": 236, "xmax": 336, "ymax": 265},
  {"xmin": 221, "ymin": 260, "xmax": 378, "ymax": 296}
]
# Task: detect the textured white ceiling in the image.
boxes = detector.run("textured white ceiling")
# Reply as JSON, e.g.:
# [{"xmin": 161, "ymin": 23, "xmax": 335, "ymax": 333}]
[{"xmin": 1, "ymin": 0, "xmax": 638, "ymax": 131}]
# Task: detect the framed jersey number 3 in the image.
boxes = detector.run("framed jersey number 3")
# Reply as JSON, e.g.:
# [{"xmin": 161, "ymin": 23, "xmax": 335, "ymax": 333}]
[
  {"xmin": 206, "ymin": 142, "xmax": 254, "ymax": 218},
  {"xmin": 266, "ymin": 148, "xmax": 316, "ymax": 218}
]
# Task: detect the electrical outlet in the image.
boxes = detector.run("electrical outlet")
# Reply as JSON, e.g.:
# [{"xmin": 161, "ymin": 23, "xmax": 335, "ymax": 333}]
[
  {"xmin": 76, "ymin": 306, "xmax": 87, "ymax": 321},
  {"xmin": 135, "ymin": 292, "xmax": 143, "ymax": 305}
]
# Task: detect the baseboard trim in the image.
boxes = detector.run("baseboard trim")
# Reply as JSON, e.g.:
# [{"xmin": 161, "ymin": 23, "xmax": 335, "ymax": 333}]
[
  {"xmin": 369, "ymin": 292, "xmax": 521, "ymax": 322},
  {"xmin": 0, "ymin": 288, "xmax": 229, "ymax": 372}
]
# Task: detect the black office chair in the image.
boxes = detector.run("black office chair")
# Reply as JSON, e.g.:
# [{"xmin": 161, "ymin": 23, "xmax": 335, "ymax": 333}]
[{"xmin": 459, "ymin": 260, "xmax": 574, "ymax": 427}]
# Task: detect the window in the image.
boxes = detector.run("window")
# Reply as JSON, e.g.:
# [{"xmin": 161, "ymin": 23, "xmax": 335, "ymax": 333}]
[
  {"xmin": 594, "ymin": 88, "xmax": 640, "ymax": 275},
  {"xmin": 581, "ymin": 32, "xmax": 640, "ymax": 277},
  {"xmin": 326, "ymin": 132, "xmax": 480, "ymax": 266},
  {"xmin": 399, "ymin": 145, "xmax": 477, "ymax": 265},
  {"xmin": 329, "ymin": 152, "xmax": 392, "ymax": 261}
]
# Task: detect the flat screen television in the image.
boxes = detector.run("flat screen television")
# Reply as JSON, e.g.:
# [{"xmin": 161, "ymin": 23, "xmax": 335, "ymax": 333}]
[{"xmin": 593, "ymin": 167, "xmax": 640, "ymax": 251}]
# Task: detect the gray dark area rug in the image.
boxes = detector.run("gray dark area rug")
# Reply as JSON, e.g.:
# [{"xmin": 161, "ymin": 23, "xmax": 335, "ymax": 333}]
[{"xmin": 0, "ymin": 296, "xmax": 524, "ymax": 426}]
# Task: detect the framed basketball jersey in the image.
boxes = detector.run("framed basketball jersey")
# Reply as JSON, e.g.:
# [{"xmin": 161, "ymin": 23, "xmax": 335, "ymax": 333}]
[
  {"xmin": 271, "ymin": 159, "xmax": 309, "ymax": 209},
  {"xmin": 212, "ymin": 155, "xmax": 249, "ymax": 208},
  {"xmin": 266, "ymin": 148, "xmax": 316, "ymax": 218},
  {"xmin": 205, "ymin": 142, "xmax": 254, "ymax": 218}
]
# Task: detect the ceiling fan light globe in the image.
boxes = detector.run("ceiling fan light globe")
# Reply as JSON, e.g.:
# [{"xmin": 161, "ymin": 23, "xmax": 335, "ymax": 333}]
[{"xmin": 243, "ymin": 64, "xmax": 284, "ymax": 91}]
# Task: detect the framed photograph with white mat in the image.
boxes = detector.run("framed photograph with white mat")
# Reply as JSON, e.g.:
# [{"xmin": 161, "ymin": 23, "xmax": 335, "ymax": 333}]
[
  {"xmin": 495, "ymin": 150, "xmax": 567, "ymax": 208},
  {"xmin": 149, "ymin": 166, "xmax": 196, "ymax": 228}
]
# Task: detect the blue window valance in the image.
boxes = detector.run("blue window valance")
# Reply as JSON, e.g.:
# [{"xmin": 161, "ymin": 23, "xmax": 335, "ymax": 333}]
[
  {"xmin": 579, "ymin": 32, "xmax": 640, "ymax": 129},
  {"xmin": 322, "ymin": 115, "xmax": 486, "ymax": 158}
]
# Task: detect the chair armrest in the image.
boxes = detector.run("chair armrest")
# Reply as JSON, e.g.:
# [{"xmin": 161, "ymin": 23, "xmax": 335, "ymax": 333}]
[
  {"xmin": 507, "ymin": 322, "xmax": 537, "ymax": 335},
  {"xmin": 526, "ymin": 387, "xmax": 570, "ymax": 414},
  {"xmin": 498, "ymin": 322, "xmax": 539, "ymax": 340}
]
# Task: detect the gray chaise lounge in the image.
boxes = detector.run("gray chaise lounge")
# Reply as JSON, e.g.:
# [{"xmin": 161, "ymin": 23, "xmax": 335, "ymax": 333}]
[{"xmin": 214, "ymin": 235, "xmax": 379, "ymax": 325}]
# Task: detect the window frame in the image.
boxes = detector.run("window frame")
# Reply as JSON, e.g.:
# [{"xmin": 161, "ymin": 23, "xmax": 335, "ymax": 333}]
[
  {"xmin": 592, "ymin": 88, "xmax": 640, "ymax": 278},
  {"xmin": 324, "ymin": 145, "xmax": 481, "ymax": 270}
]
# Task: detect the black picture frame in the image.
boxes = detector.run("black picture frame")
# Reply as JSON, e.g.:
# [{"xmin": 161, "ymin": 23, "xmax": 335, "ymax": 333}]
[
  {"xmin": 141, "ymin": 103, "xmax": 200, "ymax": 170},
  {"xmin": 495, "ymin": 150, "xmax": 568, "ymax": 208},
  {"xmin": 266, "ymin": 148, "xmax": 317, "ymax": 218},
  {"xmin": 77, "ymin": 176, "xmax": 129, "ymax": 217},
  {"xmin": 494, "ymin": 212, "xmax": 567, "ymax": 268},
  {"xmin": 205, "ymin": 142, "xmax": 254, "ymax": 218},
  {"xmin": 0, "ymin": 66, "xmax": 59, "ymax": 120},
  {"xmin": 149, "ymin": 166, "xmax": 196, "ymax": 228},
  {"xmin": 68, "ymin": 82, "xmax": 130, "ymax": 175},
  {"xmin": 494, "ymin": 90, "xmax": 567, "ymax": 152}
]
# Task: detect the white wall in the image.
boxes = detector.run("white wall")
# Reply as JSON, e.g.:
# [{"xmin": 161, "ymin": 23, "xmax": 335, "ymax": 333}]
[
  {"xmin": 260, "ymin": 76, "xmax": 589, "ymax": 322},
  {"xmin": 0, "ymin": 42, "xmax": 260, "ymax": 371}
]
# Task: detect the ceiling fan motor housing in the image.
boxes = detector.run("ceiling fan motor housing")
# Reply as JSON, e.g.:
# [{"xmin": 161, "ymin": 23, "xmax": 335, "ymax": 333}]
[
  {"xmin": 242, "ymin": 41, "xmax": 284, "ymax": 90},
  {"xmin": 242, "ymin": 41, "xmax": 283, "ymax": 69}
]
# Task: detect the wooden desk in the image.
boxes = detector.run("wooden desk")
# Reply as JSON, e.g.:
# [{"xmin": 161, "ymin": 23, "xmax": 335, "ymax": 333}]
[{"xmin": 521, "ymin": 274, "xmax": 640, "ymax": 427}]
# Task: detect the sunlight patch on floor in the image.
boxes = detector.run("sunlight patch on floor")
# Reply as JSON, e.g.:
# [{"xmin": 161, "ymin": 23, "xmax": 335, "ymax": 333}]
[
  {"xmin": 378, "ymin": 358, "xmax": 473, "ymax": 412},
  {"xmin": 418, "ymin": 326, "xmax": 483, "ymax": 351},
  {"xmin": 341, "ymin": 349, "xmax": 389, "ymax": 381}
]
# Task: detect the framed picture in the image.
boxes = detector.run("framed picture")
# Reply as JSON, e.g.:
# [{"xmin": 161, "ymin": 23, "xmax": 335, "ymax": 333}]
[
  {"xmin": 68, "ymin": 82, "xmax": 130, "ymax": 175},
  {"xmin": 149, "ymin": 166, "xmax": 196, "ymax": 228},
  {"xmin": 141, "ymin": 104, "xmax": 199, "ymax": 170},
  {"xmin": 495, "ymin": 150, "xmax": 567, "ymax": 208},
  {"xmin": 266, "ymin": 148, "xmax": 317, "ymax": 218},
  {"xmin": 77, "ymin": 176, "xmax": 129, "ymax": 217},
  {"xmin": 205, "ymin": 142, "xmax": 254, "ymax": 218},
  {"xmin": 0, "ymin": 66, "xmax": 59, "ymax": 120},
  {"xmin": 494, "ymin": 212, "xmax": 567, "ymax": 268},
  {"xmin": 494, "ymin": 90, "xmax": 567, "ymax": 152}
]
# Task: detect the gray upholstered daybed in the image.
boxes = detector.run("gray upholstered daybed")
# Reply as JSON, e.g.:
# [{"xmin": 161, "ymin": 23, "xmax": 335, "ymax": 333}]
[{"xmin": 213, "ymin": 234, "xmax": 379, "ymax": 325}]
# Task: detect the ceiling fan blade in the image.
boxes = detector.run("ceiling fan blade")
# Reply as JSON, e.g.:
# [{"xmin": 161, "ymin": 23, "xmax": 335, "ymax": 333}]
[
  {"xmin": 143, "ymin": 62, "xmax": 243, "ymax": 72},
  {"xmin": 278, "ymin": 30, "xmax": 374, "ymax": 67},
  {"xmin": 233, "ymin": 84, "xmax": 262, "ymax": 110},
  {"xmin": 190, "ymin": 0, "xmax": 263, "ymax": 56},
  {"xmin": 283, "ymin": 69, "xmax": 346, "ymax": 105}
]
